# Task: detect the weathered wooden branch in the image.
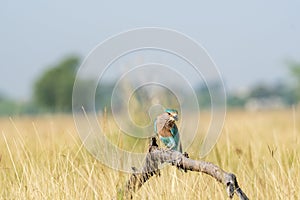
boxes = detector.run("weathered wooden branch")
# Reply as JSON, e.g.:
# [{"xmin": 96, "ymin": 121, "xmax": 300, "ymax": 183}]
[{"xmin": 124, "ymin": 137, "xmax": 249, "ymax": 199}]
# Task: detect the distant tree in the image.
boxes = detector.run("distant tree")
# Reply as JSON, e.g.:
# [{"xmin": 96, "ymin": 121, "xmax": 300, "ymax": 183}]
[
  {"xmin": 0, "ymin": 97, "xmax": 18, "ymax": 115},
  {"xmin": 288, "ymin": 61, "xmax": 300, "ymax": 102},
  {"xmin": 248, "ymin": 84, "xmax": 274, "ymax": 99},
  {"xmin": 227, "ymin": 95, "xmax": 247, "ymax": 108},
  {"xmin": 34, "ymin": 56, "xmax": 80, "ymax": 112},
  {"xmin": 247, "ymin": 82, "xmax": 296, "ymax": 106}
]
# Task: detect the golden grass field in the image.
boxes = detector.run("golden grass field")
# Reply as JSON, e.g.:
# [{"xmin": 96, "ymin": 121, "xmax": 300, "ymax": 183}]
[{"xmin": 0, "ymin": 109, "xmax": 299, "ymax": 199}]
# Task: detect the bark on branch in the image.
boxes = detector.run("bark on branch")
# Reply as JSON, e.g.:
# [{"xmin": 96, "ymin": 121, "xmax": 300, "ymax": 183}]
[{"xmin": 124, "ymin": 137, "xmax": 249, "ymax": 200}]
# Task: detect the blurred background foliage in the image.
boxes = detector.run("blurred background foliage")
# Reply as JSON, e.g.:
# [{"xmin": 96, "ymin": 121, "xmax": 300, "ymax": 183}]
[
  {"xmin": 33, "ymin": 56, "xmax": 79, "ymax": 113},
  {"xmin": 0, "ymin": 55, "xmax": 300, "ymax": 116}
]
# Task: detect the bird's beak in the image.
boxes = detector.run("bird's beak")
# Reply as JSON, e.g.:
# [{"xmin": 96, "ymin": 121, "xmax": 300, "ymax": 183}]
[{"xmin": 173, "ymin": 114, "xmax": 178, "ymax": 121}]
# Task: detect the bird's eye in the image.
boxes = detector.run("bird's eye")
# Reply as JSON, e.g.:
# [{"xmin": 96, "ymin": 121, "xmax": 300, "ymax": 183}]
[{"xmin": 167, "ymin": 112, "xmax": 171, "ymax": 115}]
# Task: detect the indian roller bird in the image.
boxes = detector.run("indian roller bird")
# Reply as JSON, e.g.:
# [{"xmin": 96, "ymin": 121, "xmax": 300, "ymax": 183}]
[{"xmin": 154, "ymin": 108, "xmax": 182, "ymax": 152}]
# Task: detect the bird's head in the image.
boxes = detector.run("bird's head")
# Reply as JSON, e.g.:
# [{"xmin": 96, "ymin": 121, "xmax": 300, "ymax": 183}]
[{"xmin": 165, "ymin": 108, "xmax": 178, "ymax": 121}]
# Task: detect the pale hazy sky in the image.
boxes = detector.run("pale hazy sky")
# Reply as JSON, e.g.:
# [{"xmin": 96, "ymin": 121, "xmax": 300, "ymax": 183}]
[{"xmin": 1, "ymin": 1, "xmax": 300, "ymax": 100}]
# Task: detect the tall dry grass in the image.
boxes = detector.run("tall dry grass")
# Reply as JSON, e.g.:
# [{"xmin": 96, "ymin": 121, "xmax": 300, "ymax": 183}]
[{"xmin": 0, "ymin": 109, "xmax": 299, "ymax": 199}]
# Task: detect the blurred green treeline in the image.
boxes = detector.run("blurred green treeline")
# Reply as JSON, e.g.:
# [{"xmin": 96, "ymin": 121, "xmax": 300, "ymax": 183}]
[{"xmin": 1, "ymin": 56, "xmax": 300, "ymax": 116}]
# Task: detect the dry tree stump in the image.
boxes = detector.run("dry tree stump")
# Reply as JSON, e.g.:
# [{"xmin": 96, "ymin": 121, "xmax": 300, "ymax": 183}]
[{"xmin": 123, "ymin": 137, "xmax": 249, "ymax": 199}]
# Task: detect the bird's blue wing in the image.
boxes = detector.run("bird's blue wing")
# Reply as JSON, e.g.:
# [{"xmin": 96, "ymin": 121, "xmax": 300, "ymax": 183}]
[
  {"xmin": 160, "ymin": 136, "xmax": 176, "ymax": 149},
  {"xmin": 170, "ymin": 124, "xmax": 178, "ymax": 136},
  {"xmin": 170, "ymin": 124, "xmax": 182, "ymax": 152}
]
